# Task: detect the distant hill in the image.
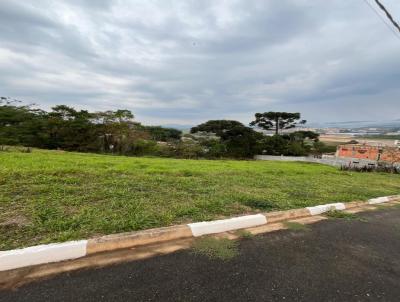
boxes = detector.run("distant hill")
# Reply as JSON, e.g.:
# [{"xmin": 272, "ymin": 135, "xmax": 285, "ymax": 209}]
[
  {"xmin": 309, "ymin": 120, "xmax": 400, "ymax": 129},
  {"xmin": 159, "ymin": 124, "xmax": 194, "ymax": 131}
]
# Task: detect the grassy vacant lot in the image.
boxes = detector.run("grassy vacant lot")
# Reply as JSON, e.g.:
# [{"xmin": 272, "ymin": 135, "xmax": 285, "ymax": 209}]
[{"xmin": 1, "ymin": 149, "xmax": 400, "ymax": 250}]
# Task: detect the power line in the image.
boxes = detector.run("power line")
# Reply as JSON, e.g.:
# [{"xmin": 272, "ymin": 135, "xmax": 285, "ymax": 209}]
[
  {"xmin": 362, "ymin": 0, "xmax": 400, "ymax": 41},
  {"xmin": 362, "ymin": 0, "xmax": 400, "ymax": 39},
  {"xmin": 374, "ymin": 0, "xmax": 400, "ymax": 33}
]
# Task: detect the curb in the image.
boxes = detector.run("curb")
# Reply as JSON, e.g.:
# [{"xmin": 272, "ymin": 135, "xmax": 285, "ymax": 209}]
[
  {"xmin": 1, "ymin": 195, "xmax": 399, "ymax": 272},
  {"xmin": 188, "ymin": 214, "xmax": 267, "ymax": 237},
  {"xmin": 0, "ymin": 241, "xmax": 87, "ymax": 272},
  {"xmin": 86, "ymin": 225, "xmax": 192, "ymax": 255}
]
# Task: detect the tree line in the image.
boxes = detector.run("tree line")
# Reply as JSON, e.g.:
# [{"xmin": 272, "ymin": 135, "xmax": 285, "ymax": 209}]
[{"xmin": 0, "ymin": 97, "xmax": 334, "ymax": 158}]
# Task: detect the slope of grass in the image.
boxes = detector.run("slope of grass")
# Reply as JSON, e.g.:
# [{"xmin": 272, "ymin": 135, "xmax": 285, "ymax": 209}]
[{"xmin": 1, "ymin": 149, "xmax": 399, "ymax": 249}]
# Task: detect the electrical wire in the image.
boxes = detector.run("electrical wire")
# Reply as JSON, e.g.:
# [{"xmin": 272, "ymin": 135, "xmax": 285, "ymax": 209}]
[
  {"xmin": 362, "ymin": 0, "xmax": 400, "ymax": 41},
  {"xmin": 374, "ymin": 0, "xmax": 400, "ymax": 33}
]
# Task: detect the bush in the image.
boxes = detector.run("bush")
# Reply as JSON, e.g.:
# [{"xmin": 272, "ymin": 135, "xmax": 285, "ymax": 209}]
[
  {"xmin": 287, "ymin": 142, "xmax": 308, "ymax": 156},
  {"xmin": 261, "ymin": 135, "xmax": 289, "ymax": 155},
  {"xmin": 201, "ymin": 140, "xmax": 227, "ymax": 158},
  {"xmin": 128, "ymin": 139, "xmax": 158, "ymax": 156},
  {"xmin": 175, "ymin": 141, "xmax": 204, "ymax": 159},
  {"xmin": 340, "ymin": 164, "xmax": 399, "ymax": 174},
  {"xmin": 312, "ymin": 141, "xmax": 337, "ymax": 154}
]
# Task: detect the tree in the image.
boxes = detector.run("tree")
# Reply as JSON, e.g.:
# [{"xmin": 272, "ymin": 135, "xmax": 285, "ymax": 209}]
[
  {"xmin": 250, "ymin": 112, "xmax": 306, "ymax": 135},
  {"xmin": 144, "ymin": 126, "xmax": 182, "ymax": 141},
  {"xmin": 258, "ymin": 131, "xmax": 321, "ymax": 157},
  {"xmin": 114, "ymin": 109, "xmax": 134, "ymax": 123},
  {"xmin": 94, "ymin": 109, "xmax": 135, "ymax": 125},
  {"xmin": 288, "ymin": 131, "xmax": 319, "ymax": 142},
  {"xmin": 93, "ymin": 109, "xmax": 145, "ymax": 154},
  {"xmin": 260, "ymin": 135, "xmax": 289, "ymax": 155},
  {"xmin": 0, "ymin": 97, "xmax": 47, "ymax": 147},
  {"xmin": 312, "ymin": 141, "xmax": 337, "ymax": 155},
  {"xmin": 223, "ymin": 125, "xmax": 263, "ymax": 157},
  {"xmin": 201, "ymin": 139, "xmax": 227, "ymax": 158},
  {"xmin": 191, "ymin": 120, "xmax": 263, "ymax": 157},
  {"xmin": 46, "ymin": 105, "xmax": 97, "ymax": 151},
  {"xmin": 175, "ymin": 141, "xmax": 204, "ymax": 159},
  {"xmin": 190, "ymin": 120, "xmax": 245, "ymax": 136}
]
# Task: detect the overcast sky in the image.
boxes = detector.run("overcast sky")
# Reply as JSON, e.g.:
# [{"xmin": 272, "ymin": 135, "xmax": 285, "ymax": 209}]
[{"xmin": 1, "ymin": 0, "xmax": 399, "ymax": 126}]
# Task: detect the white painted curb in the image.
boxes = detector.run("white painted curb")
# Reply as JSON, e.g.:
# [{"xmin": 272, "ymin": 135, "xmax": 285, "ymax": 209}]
[
  {"xmin": 368, "ymin": 196, "xmax": 390, "ymax": 205},
  {"xmin": 188, "ymin": 214, "xmax": 267, "ymax": 237},
  {"xmin": 0, "ymin": 240, "xmax": 87, "ymax": 271},
  {"xmin": 306, "ymin": 203, "xmax": 346, "ymax": 216},
  {"xmin": 1, "ymin": 195, "xmax": 398, "ymax": 272}
]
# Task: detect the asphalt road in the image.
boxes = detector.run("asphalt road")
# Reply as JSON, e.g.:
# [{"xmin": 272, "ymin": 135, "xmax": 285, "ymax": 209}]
[{"xmin": 1, "ymin": 207, "xmax": 400, "ymax": 302}]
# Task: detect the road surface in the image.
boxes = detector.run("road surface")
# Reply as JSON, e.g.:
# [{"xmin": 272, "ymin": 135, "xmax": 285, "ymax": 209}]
[{"xmin": 1, "ymin": 207, "xmax": 400, "ymax": 301}]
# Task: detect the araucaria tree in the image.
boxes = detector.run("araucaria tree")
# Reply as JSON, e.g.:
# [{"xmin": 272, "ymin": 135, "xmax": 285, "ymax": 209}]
[
  {"xmin": 250, "ymin": 112, "xmax": 306, "ymax": 135},
  {"xmin": 1, "ymin": 97, "xmax": 327, "ymax": 159}
]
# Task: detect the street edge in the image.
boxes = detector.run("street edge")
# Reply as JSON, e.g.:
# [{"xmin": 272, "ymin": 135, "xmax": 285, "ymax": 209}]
[{"xmin": 1, "ymin": 195, "xmax": 399, "ymax": 272}]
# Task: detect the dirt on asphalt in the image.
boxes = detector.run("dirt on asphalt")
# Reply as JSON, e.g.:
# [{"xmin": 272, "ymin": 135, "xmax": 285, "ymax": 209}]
[{"xmin": 1, "ymin": 207, "xmax": 400, "ymax": 302}]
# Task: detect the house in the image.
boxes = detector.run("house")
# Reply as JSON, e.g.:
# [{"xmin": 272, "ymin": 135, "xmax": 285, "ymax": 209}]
[{"xmin": 336, "ymin": 143, "xmax": 400, "ymax": 163}]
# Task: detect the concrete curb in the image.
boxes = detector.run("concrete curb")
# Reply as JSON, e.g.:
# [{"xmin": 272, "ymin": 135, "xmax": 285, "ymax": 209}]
[
  {"xmin": 188, "ymin": 214, "xmax": 267, "ymax": 237},
  {"xmin": 0, "ymin": 241, "xmax": 87, "ymax": 272},
  {"xmin": 1, "ymin": 194, "xmax": 399, "ymax": 272},
  {"xmin": 368, "ymin": 196, "xmax": 390, "ymax": 204},
  {"xmin": 86, "ymin": 225, "xmax": 193, "ymax": 255},
  {"xmin": 306, "ymin": 203, "xmax": 346, "ymax": 215}
]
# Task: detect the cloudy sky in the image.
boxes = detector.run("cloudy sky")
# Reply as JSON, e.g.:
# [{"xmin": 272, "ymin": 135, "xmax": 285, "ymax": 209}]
[{"xmin": 1, "ymin": 0, "xmax": 399, "ymax": 126}]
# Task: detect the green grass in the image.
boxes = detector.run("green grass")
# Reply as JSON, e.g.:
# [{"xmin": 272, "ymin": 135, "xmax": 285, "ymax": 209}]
[
  {"xmin": 1, "ymin": 149, "xmax": 400, "ymax": 250},
  {"xmin": 325, "ymin": 210, "xmax": 366, "ymax": 221},
  {"xmin": 283, "ymin": 221, "xmax": 310, "ymax": 231},
  {"xmin": 235, "ymin": 229, "xmax": 254, "ymax": 239},
  {"xmin": 192, "ymin": 237, "xmax": 239, "ymax": 260}
]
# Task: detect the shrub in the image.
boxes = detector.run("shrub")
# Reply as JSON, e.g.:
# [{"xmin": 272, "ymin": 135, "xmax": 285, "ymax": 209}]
[
  {"xmin": 128, "ymin": 139, "xmax": 158, "ymax": 156},
  {"xmin": 175, "ymin": 141, "xmax": 204, "ymax": 159},
  {"xmin": 340, "ymin": 164, "xmax": 399, "ymax": 174}
]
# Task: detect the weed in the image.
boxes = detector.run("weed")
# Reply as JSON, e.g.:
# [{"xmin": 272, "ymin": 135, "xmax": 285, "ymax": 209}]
[
  {"xmin": 283, "ymin": 221, "xmax": 310, "ymax": 231},
  {"xmin": 326, "ymin": 210, "xmax": 367, "ymax": 222},
  {"xmin": 244, "ymin": 199, "xmax": 276, "ymax": 210},
  {"xmin": 19, "ymin": 147, "xmax": 32, "ymax": 153},
  {"xmin": 372, "ymin": 203, "xmax": 400, "ymax": 212},
  {"xmin": 235, "ymin": 229, "xmax": 254, "ymax": 239},
  {"xmin": 340, "ymin": 164, "xmax": 400, "ymax": 174},
  {"xmin": 373, "ymin": 204, "xmax": 389, "ymax": 211},
  {"xmin": 192, "ymin": 237, "xmax": 239, "ymax": 261}
]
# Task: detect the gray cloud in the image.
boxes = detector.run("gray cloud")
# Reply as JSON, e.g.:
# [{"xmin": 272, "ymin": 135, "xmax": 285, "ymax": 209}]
[{"xmin": 0, "ymin": 0, "xmax": 399, "ymax": 126}]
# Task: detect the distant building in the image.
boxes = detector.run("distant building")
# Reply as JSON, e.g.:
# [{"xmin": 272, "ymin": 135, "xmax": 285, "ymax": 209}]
[{"xmin": 336, "ymin": 143, "xmax": 400, "ymax": 162}]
